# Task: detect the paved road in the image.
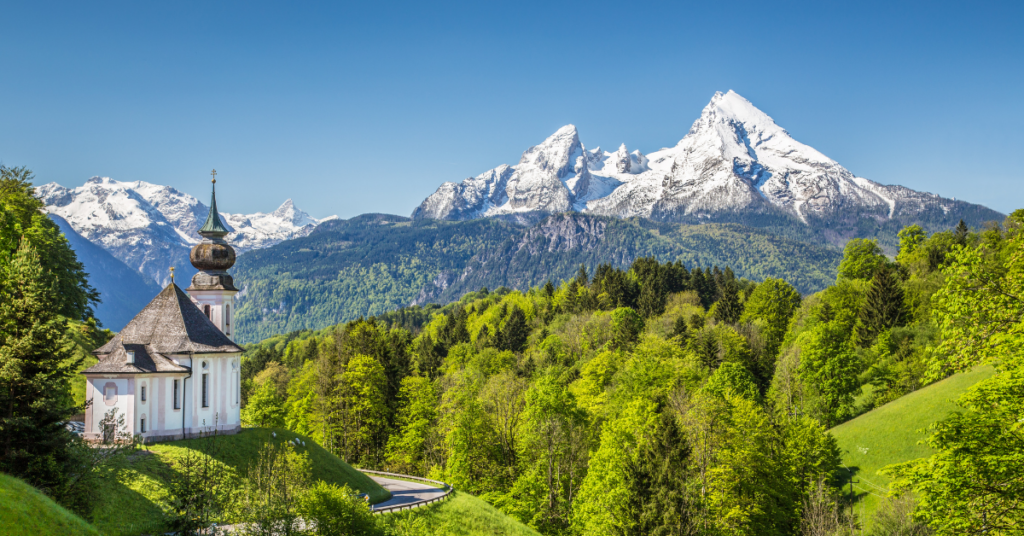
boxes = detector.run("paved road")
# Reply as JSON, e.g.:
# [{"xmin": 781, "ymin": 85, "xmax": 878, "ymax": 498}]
[{"xmin": 369, "ymin": 476, "xmax": 447, "ymax": 511}]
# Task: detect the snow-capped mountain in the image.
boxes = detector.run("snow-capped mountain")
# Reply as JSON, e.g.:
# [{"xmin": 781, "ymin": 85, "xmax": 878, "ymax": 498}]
[
  {"xmin": 38, "ymin": 177, "xmax": 336, "ymax": 286},
  {"xmin": 414, "ymin": 91, "xmax": 998, "ymax": 236}
]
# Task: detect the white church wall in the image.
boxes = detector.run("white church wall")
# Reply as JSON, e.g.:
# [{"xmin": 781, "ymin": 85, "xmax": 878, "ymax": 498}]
[{"xmin": 86, "ymin": 376, "xmax": 133, "ymax": 438}]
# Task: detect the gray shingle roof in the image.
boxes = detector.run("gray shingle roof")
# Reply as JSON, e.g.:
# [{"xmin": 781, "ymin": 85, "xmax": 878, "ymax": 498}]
[
  {"xmin": 91, "ymin": 283, "xmax": 242, "ymax": 360},
  {"xmin": 83, "ymin": 344, "xmax": 190, "ymax": 374}
]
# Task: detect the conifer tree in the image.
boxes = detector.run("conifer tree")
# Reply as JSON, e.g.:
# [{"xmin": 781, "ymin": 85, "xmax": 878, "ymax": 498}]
[
  {"xmin": 953, "ymin": 219, "xmax": 969, "ymax": 246},
  {"xmin": 858, "ymin": 267, "xmax": 909, "ymax": 345},
  {"xmin": 713, "ymin": 278, "xmax": 742, "ymax": 324},
  {"xmin": 0, "ymin": 242, "xmax": 82, "ymax": 497},
  {"xmin": 497, "ymin": 306, "xmax": 529, "ymax": 353}
]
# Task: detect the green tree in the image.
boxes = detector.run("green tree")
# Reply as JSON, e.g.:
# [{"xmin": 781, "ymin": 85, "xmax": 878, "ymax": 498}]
[
  {"xmin": 496, "ymin": 306, "xmax": 529, "ymax": 353},
  {"xmin": 0, "ymin": 242, "xmax": 84, "ymax": 507},
  {"xmin": 858, "ymin": 267, "xmax": 909, "ymax": 345},
  {"xmin": 740, "ymin": 278, "xmax": 801, "ymax": 386},
  {"xmin": 837, "ymin": 238, "xmax": 888, "ymax": 281},
  {"xmin": 337, "ymin": 354, "xmax": 389, "ymax": 465},
  {"xmin": 242, "ymin": 380, "xmax": 287, "ymax": 428},
  {"xmin": 610, "ymin": 307, "xmax": 645, "ymax": 350},
  {"xmin": 0, "ymin": 165, "xmax": 98, "ymax": 321},
  {"xmin": 704, "ymin": 362, "xmax": 759, "ymax": 401},
  {"xmin": 897, "ymin": 224, "xmax": 926, "ymax": 265},
  {"xmin": 385, "ymin": 376, "xmax": 438, "ymax": 475},
  {"xmin": 798, "ymin": 319, "xmax": 860, "ymax": 427},
  {"xmin": 299, "ymin": 481, "xmax": 383, "ymax": 536},
  {"xmin": 713, "ymin": 278, "xmax": 743, "ymax": 324},
  {"xmin": 886, "ymin": 226, "xmax": 1024, "ymax": 534}
]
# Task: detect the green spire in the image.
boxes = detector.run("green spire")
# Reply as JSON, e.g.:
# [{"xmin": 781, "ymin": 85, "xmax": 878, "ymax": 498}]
[{"xmin": 199, "ymin": 171, "xmax": 230, "ymax": 238}]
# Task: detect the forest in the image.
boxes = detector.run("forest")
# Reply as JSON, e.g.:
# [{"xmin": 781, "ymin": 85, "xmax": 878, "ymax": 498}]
[
  {"xmin": 238, "ymin": 210, "xmax": 1024, "ymax": 535},
  {"xmin": 230, "ymin": 213, "xmax": 843, "ymax": 343}
]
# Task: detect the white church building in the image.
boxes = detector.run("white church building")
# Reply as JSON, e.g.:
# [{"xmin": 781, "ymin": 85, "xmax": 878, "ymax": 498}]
[{"xmin": 82, "ymin": 178, "xmax": 243, "ymax": 442}]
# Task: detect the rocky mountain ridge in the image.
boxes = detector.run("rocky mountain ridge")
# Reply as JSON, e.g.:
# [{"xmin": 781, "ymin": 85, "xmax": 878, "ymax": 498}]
[
  {"xmin": 414, "ymin": 91, "xmax": 1002, "ymax": 245},
  {"xmin": 38, "ymin": 177, "xmax": 335, "ymax": 286}
]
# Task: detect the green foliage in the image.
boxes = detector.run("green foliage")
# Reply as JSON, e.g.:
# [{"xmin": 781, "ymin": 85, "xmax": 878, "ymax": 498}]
[
  {"xmin": 884, "ymin": 222, "xmax": 1024, "ymax": 534},
  {"xmin": 704, "ymin": 361, "xmax": 759, "ymax": 401},
  {"xmin": 797, "ymin": 316, "xmax": 861, "ymax": 427},
  {"xmin": 0, "ymin": 241, "xmax": 89, "ymax": 515},
  {"xmin": 858, "ymin": 267, "xmax": 910, "ymax": 345},
  {"xmin": 0, "ymin": 165, "xmax": 99, "ymax": 321},
  {"xmin": 299, "ymin": 481, "xmax": 382, "ymax": 536},
  {"xmin": 242, "ymin": 380, "xmax": 287, "ymax": 428},
  {"xmin": 837, "ymin": 238, "xmax": 888, "ymax": 281},
  {"xmin": 610, "ymin": 307, "xmax": 645, "ymax": 350}
]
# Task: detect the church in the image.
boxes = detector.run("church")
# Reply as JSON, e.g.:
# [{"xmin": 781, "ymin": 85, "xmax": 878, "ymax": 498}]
[{"xmin": 82, "ymin": 177, "xmax": 243, "ymax": 442}]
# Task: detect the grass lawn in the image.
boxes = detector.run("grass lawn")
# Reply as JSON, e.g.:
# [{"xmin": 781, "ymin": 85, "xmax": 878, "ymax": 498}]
[
  {"xmin": 829, "ymin": 364, "xmax": 995, "ymax": 528},
  {"xmin": 384, "ymin": 492, "xmax": 541, "ymax": 536},
  {"xmin": 91, "ymin": 427, "xmax": 390, "ymax": 536},
  {"xmin": 0, "ymin": 473, "xmax": 102, "ymax": 536}
]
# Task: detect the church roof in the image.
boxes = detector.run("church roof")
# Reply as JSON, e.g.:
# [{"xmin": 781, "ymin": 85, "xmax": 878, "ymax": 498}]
[
  {"xmin": 91, "ymin": 283, "xmax": 243, "ymax": 360},
  {"xmin": 82, "ymin": 344, "xmax": 190, "ymax": 374}
]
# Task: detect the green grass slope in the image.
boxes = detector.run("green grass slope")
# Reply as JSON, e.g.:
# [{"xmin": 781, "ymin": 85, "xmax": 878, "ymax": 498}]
[
  {"xmin": 830, "ymin": 365, "xmax": 996, "ymax": 526},
  {"xmin": 0, "ymin": 473, "xmax": 102, "ymax": 536},
  {"xmin": 387, "ymin": 493, "xmax": 541, "ymax": 536},
  {"xmin": 92, "ymin": 427, "xmax": 390, "ymax": 536}
]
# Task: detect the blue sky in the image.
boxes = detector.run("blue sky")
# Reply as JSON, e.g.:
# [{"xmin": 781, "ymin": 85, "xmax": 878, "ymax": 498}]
[{"xmin": 2, "ymin": 1, "xmax": 1022, "ymax": 218}]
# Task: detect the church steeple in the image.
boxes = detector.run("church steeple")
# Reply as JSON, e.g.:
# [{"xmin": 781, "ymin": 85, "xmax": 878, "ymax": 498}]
[
  {"xmin": 187, "ymin": 170, "xmax": 239, "ymax": 339},
  {"xmin": 199, "ymin": 170, "xmax": 230, "ymax": 238}
]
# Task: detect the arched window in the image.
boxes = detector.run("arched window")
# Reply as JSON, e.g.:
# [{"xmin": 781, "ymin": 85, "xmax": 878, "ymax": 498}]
[{"xmin": 203, "ymin": 304, "xmax": 211, "ymax": 319}]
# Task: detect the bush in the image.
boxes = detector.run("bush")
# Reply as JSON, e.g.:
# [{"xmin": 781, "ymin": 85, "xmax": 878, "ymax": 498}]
[{"xmin": 299, "ymin": 481, "xmax": 383, "ymax": 536}]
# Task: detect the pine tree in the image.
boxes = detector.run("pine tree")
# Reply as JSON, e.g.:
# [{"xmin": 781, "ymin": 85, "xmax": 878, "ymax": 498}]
[
  {"xmin": 0, "ymin": 242, "xmax": 83, "ymax": 498},
  {"xmin": 858, "ymin": 268, "xmax": 909, "ymax": 345},
  {"xmin": 713, "ymin": 279, "xmax": 742, "ymax": 324},
  {"xmin": 638, "ymin": 271, "xmax": 667, "ymax": 318},
  {"xmin": 497, "ymin": 306, "xmax": 528, "ymax": 353},
  {"xmin": 543, "ymin": 280, "xmax": 555, "ymax": 297},
  {"xmin": 954, "ymin": 219, "xmax": 969, "ymax": 246}
]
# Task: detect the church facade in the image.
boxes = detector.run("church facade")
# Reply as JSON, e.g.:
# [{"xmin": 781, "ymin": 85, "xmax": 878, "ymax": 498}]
[{"xmin": 82, "ymin": 178, "xmax": 243, "ymax": 442}]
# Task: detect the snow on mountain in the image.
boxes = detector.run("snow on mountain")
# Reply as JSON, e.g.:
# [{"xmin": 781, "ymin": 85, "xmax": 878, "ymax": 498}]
[
  {"xmin": 413, "ymin": 90, "xmax": 981, "ymax": 227},
  {"xmin": 38, "ymin": 177, "xmax": 335, "ymax": 285}
]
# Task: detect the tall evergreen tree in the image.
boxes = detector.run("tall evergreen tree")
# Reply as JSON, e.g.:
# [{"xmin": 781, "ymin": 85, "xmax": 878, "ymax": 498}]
[
  {"xmin": 497, "ymin": 306, "xmax": 529, "ymax": 353},
  {"xmin": 953, "ymin": 219, "xmax": 969, "ymax": 246},
  {"xmin": 858, "ymin": 268, "xmax": 909, "ymax": 345},
  {"xmin": 713, "ymin": 279, "xmax": 742, "ymax": 324},
  {"xmin": 0, "ymin": 242, "xmax": 83, "ymax": 499}
]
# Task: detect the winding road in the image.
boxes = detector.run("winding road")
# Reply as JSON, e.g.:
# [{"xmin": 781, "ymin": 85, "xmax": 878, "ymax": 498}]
[{"xmin": 369, "ymin": 476, "xmax": 448, "ymax": 511}]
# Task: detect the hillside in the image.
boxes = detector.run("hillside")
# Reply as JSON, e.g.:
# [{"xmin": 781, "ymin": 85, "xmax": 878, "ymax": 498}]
[
  {"xmin": 0, "ymin": 473, "xmax": 102, "ymax": 536},
  {"xmin": 829, "ymin": 365, "xmax": 996, "ymax": 526},
  {"xmin": 387, "ymin": 493, "xmax": 541, "ymax": 536},
  {"xmin": 90, "ymin": 427, "xmax": 389, "ymax": 536},
  {"xmin": 230, "ymin": 212, "xmax": 841, "ymax": 342}
]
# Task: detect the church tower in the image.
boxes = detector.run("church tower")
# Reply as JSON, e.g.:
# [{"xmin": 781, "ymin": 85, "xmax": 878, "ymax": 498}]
[{"xmin": 187, "ymin": 171, "xmax": 238, "ymax": 340}]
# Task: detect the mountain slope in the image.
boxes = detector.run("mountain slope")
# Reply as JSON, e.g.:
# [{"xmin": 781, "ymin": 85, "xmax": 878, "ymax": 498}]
[
  {"xmin": 414, "ymin": 91, "xmax": 1002, "ymax": 250},
  {"xmin": 38, "ymin": 177, "xmax": 334, "ymax": 286},
  {"xmin": 49, "ymin": 214, "xmax": 162, "ymax": 330},
  {"xmin": 230, "ymin": 213, "xmax": 841, "ymax": 342},
  {"xmin": 830, "ymin": 365, "xmax": 996, "ymax": 527}
]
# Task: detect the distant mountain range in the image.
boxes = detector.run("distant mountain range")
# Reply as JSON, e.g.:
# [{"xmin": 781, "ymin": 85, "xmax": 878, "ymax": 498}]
[
  {"xmin": 39, "ymin": 92, "xmax": 1008, "ymax": 336},
  {"xmin": 38, "ymin": 177, "xmax": 334, "ymax": 329},
  {"xmin": 414, "ymin": 91, "xmax": 1002, "ymax": 250},
  {"xmin": 39, "ymin": 177, "xmax": 336, "ymax": 288}
]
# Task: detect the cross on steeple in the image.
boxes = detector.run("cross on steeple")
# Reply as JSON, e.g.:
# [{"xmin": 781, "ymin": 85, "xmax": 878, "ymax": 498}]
[
  {"xmin": 211, "ymin": 169, "xmax": 217, "ymax": 184},
  {"xmin": 170, "ymin": 266, "xmax": 175, "ymax": 284}
]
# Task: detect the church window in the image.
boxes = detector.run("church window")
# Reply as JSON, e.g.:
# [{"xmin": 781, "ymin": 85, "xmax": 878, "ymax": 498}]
[
  {"xmin": 141, "ymin": 385, "xmax": 147, "ymax": 402},
  {"xmin": 104, "ymin": 385, "xmax": 116, "ymax": 402},
  {"xmin": 173, "ymin": 379, "xmax": 180, "ymax": 409},
  {"xmin": 140, "ymin": 418, "xmax": 146, "ymax": 433},
  {"xmin": 202, "ymin": 373, "xmax": 209, "ymax": 408},
  {"xmin": 203, "ymin": 304, "xmax": 211, "ymax": 319},
  {"xmin": 226, "ymin": 304, "xmax": 230, "ymax": 327}
]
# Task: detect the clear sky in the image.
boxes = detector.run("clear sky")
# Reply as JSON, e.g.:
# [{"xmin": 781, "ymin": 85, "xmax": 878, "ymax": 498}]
[{"xmin": 2, "ymin": 1, "xmax": 1022, "ymax": 218}]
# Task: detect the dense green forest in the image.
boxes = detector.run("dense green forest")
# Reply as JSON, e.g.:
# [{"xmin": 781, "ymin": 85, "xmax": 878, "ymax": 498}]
[
  {"xmin": 230, "ymin": 213, "xmax": 843, "ymax": 343},
  {"xmin": 237, "ymin": 210, "xmax": 1024, "ymax": 534}
]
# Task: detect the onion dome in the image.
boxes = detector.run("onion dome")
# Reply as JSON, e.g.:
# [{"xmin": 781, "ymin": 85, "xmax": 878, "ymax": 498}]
[{"xmin": 188, "ymin": 173, "xmax": 238, "ymax": 291}]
